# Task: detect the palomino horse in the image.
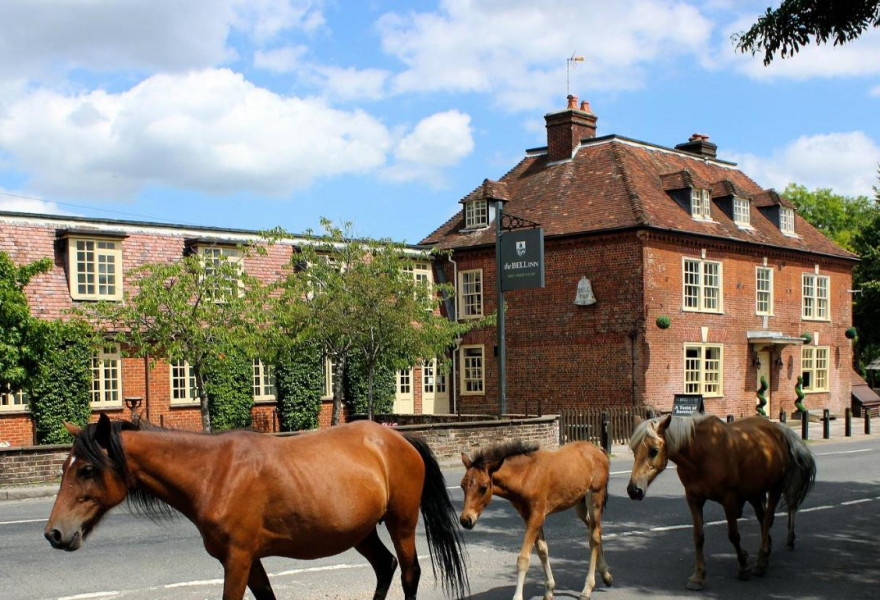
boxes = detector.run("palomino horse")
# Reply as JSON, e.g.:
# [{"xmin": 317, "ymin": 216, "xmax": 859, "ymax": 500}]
[
  {"xmin": 627, "ymin": 414, "xmax": 816, "ymax": 590},
  {"xmin": 459, "ymin": 440, "xmax": 612, "ymax": 600},
  {"xmin": 45, "ymin": 414, "xmax": 468, "ymax": 600}
]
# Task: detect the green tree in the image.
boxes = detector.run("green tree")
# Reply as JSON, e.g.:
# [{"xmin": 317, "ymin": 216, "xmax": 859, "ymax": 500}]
[
  {"xmin": 274, "ymin": 339, "xmax": 324, "ymax": 431},
  {"xmin": 81, "ymin": 249, "xmax": 271, "ymax": 431},
  {"xmin": 28, "ymin": 319, "xmax": 95, "ymax": 444},
  {"xmin": 271, "ymin": 219, "xmax": 483, "ymax": 423},
  {"xmin": 735, "ymin": 1, "xmax": 880, "ymax": 65},
  {"xmin": 0, "ymin": 253, "xmax": 52, "ymax": 394},
  {"xmin": 783, "ymin": 183, "xmax": 877, "ymax": 251},
  {"xmin": 852, "ymin": 207, "xmax": 880, "ymax": 371}
]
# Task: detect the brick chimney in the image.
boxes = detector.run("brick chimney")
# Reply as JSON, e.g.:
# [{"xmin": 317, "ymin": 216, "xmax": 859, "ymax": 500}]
[
  {"xmin": 544, "ymin": 94, "xmax": 597, "ymax": 162},
  {"xmin": 675, "ymin": 133, "xmax": 717, "ymax": 159}
]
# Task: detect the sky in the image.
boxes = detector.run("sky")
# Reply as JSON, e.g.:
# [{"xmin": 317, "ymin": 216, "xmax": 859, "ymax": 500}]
[{"xmin": 0, "ymin": 0, "xmax": 878, "ymax": 244}]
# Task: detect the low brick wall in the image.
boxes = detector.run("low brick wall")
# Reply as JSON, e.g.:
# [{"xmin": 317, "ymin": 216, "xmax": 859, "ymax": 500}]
[
  {"xmin": 0, "ymin": 416, "xmax": 560, "ymax": 486},
  {"xmin": 0, "ymin": 444, "xmax": 69, "ymax": 487},
  {"xmin": 396, "ymin": 415, "xmax": 560, "ymax": 464}
]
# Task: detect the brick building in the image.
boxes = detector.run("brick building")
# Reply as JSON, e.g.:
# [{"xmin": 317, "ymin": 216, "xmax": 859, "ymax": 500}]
[
  {"xmin": 421, "ymin": 95, "xmax": 858, "ymax": 419},
  {"xmin": 0, "ymin": 213, "xmax": 446, "ymax": 446}
]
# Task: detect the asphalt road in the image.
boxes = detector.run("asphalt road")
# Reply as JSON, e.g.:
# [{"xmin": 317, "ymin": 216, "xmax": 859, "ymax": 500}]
[{"xmin": 2, "ymin": 436, "xmax": 879, "ymax": 600}]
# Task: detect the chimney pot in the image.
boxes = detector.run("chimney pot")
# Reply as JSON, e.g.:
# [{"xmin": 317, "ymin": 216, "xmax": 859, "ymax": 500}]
[
  {"xmin": 580, "ymin": 100, "xmax": 592, "ymax": 113},
  {"xmin": 567, "ymin": 94, "xmax": 578, "ymax": 110}
]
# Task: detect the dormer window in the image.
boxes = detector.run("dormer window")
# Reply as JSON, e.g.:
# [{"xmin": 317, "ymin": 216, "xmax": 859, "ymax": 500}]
[
  {"xmin": 780, "ymin": 207, "xmax": 795, "ymax": 235},
  {"xmin": 464, "ymin": 200, "xmax": 489, "ymax": 229},
  {"xmin": 733, "ymin": 196, "xmax": 750, "ymax": 227},
  {"xmin": 690, "ymin": 188, "xmax": 711, "ymax": 221}
]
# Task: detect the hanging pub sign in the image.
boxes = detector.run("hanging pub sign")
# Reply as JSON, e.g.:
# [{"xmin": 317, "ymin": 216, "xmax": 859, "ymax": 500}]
[
  {"xmin": 500, "ymin": 227, "xmax": 545, "ymax": 291},
  {"xmin": 672, "ymin": 394, "xmax": 705, "ymax": 416}
]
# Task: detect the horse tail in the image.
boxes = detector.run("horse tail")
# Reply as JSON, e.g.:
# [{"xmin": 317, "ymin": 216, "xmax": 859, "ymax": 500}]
[
  {"xmin": 778, "ymin": 424, "xmax": 817, "ymax": 510},
  {"xmin": 403, "ymin": 433, "xmax": 469, "ymax": 599}
]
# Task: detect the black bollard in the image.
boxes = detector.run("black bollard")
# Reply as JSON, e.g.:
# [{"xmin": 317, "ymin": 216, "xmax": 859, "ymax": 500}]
[
  {"xmin": 646, "ymin": 408, "xmax": 655, "ymax": 419},
  {"xmin": 822, "ymin": 409, "xmax": 830, "ymax": 439},
  {"xmin": 845, "ymin": 408, "xmax": 852, "ymax": 437},
  {"xmin": 866, "ymin": 410, "xmax": 872, "ymax": 435},
  {"xmin": 780, "ymin": 409, "xmax": 787, "ymax": 423},
  {"xmin": 801, "ymin": 409, "xmax": 810, "ymax": 440},
  {"xmin": 600, "ymin": 412, "xmax": 611, "ymax": 454},
  {"xmin": 727, "ymin": 414, "xmax": 734, "ymax": 423}
]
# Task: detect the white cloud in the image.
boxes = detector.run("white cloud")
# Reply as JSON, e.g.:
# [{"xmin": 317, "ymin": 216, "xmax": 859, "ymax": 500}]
[
  {"xmin": 383, "ymin": 110, "xmax": 474, "ymax": 185},
  {"xmin": 253, "ymin": 45, "xmax": 309, "ymax": 73},
  {"xmin": 0, "ymin": 0, "xmax": 325, "ymax": 83},
  {"xmin": 729, "ymin": 132, "xmax": 880, "ymax": 197},
  {"xmin": 377, "ymin": 0, "xmax": 713, "ymax": 111},
  {"xmin": 394, "ymin": 110, "xmax": 473, "ymax": 166},
  {"xmin": 0, "ymin": 69, "xmax": 394, "ymax": 199},
  {"xmin": 870, "ymin": 85, "xmax": 880, "ymax": 97},
  {"xmin": 0, "ymin": 189, "xmax": 67, "ymax": 216}
]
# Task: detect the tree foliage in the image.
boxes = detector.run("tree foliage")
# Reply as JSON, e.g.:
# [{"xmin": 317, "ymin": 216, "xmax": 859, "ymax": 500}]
[
  {"xmin": 734, "ymin": 0, "xmax": 880, "ymax": 65},
  {"xmin": 81, "ymin": 250, "xmax": 271, "ymax": 431},
  {"xmin": 783, "ymin": 183, "xmax": 877, "ymax": 251},
  {"xmin": 0, "ymin": 253, "xmax": 52, "ymax": 394},
  {"xmin": 269, "ymin": 219, "xmax": 485, "ymax": 423},
  {"xmin": 28, "ymin": 319, "xmax": 95, "ymax": 444},
  {"xmin": 274, "ymin": 339, "xmax": 324, "ymax": 431},
  {"xmin": 852, "ymin": 206, "xmax": 880, "ymax": 371}
]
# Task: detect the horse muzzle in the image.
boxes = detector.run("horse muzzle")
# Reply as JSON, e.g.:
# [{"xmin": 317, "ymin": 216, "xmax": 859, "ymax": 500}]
[
  {"xmin": 626, "ymin": 482, "xmax": 645, "ymax": 501},
  {"xmin": 459, "ymin": 513, "xmax": 477, "ymax": 530},
  {"xmin": 45, "ymin": 526, "xmax": 83, "ymax": 551}
]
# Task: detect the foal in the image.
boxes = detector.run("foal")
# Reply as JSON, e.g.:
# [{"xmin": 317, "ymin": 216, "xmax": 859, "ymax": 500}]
[{"xmin": 460, "ymin": 440, "xmax": 612, "ymax": 600}]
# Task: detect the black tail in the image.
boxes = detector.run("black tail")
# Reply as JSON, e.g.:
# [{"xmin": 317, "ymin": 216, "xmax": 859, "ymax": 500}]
[{"xmin": 403, "ymin": 433, "xmax": 469, "ymax": 599}]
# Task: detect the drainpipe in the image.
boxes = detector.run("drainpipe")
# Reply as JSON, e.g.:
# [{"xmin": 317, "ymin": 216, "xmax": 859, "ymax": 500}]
[
  {"xmin": 448, "ymin": 255, "xmax": 459, "ymax": 416},
  {"xmin": 629, "ymin": 330, "xmax": 638, "ymax": 407},
  {"xmin": 144, "ymin": 354, "xmax": 151, "ymax": 422}
]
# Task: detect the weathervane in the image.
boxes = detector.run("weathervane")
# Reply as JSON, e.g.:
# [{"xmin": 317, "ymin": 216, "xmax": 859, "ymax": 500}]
[{"xmin": 566, "ymin": 53, "xmax": 585, "ymax": 96}]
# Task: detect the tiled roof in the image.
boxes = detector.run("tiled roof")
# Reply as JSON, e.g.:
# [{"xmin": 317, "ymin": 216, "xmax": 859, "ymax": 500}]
[{"xmin": 420, "ymin": 135, "xmax": 856, "ymax": 261}]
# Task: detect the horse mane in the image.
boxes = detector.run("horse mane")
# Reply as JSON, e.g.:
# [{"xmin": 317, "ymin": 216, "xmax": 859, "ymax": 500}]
[
  {"xmin": 629, "ymin": 415, "xmax": 713, "ymax": 455},
  {"xmin": 468, "ymin": 439, "xmax": 539, "ymax": 469},
  {"xmin": 73, "ymin": 416, "xmax": 178, "ymax": 523}
]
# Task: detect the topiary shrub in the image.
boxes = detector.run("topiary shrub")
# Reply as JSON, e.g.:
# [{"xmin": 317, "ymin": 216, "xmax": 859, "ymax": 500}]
[
  {"xmin": 204, "ymin": 346, "xmax": 253, "ymax": 431},
  {"xmin": 29, "ymin": 319, "xmax": 94, "ymax": 445},
  {"xmin": 274, "ymin": 341, "xmax": 324, "ymax": 432},
  {"xmin": 846, "ymin": 327, "xmax": 857, "ymax": 340},
  {"xmin": 655, "ymin": 315, "xmax": 671, "ymax": 329},
  {"xmin": 801, "ymin": 332, "xmax": 812, "ymax": 344},
  {"xmin": 344, "ymin": 354, "xmax": 395, "ymax": 417}
]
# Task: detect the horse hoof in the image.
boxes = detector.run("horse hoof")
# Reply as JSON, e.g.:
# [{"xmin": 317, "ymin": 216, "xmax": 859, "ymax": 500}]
[
  {"xmin": 578, "ymin": 594, "xmax": 590, "ymax": 600},
  {"xmin": 602, "ymin": 571, "xmax": 613, "ymax": 587},
  {"xmin": 686, "ymin": 579, "xmax": 704, "ymax": 591}
]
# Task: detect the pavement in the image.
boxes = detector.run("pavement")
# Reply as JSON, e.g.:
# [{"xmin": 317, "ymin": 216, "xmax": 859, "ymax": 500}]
[{"xmin": 1, "ymin": 413, "xmax": 872, "ymax": 503}]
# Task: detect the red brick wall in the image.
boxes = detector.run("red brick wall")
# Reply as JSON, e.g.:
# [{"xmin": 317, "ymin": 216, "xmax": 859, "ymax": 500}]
[{"xmin": 642, "ymin": 232, "xmax": 853, "ymax": 418}]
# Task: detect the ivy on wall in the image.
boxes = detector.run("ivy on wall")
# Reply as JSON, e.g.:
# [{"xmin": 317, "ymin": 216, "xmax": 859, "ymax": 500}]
[{"xmin": 274, "ymin": 341, "xmax": 324, "ymax": 432}]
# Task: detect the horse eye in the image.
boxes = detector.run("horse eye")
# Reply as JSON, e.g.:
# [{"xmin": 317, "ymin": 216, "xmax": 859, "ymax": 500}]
[
  {"xmin": 78, "ymin": 465, "xmax": 96, "ymax": 479},
  {"xmin": 478, "ymin": 485, "xmax": 489, "ymax": 495},
  {"xmin": 648, "ymin": 447, "xmax": 659, "ymax": 459}
]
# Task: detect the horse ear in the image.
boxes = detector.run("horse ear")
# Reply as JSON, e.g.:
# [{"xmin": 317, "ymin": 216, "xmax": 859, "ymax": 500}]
[
  {"xmin": 461, "ymin": 453, "xmax": 472, "ymax": 469},
  {"xmin": 655, "ymin": 414, "xmax": 673, "ymax": 436},
  {"xmin": 487, "ymin": 458, "xmax": 504, "ymax": 475},
  {"xmin": 95, "ymin": 413, "xmax": 112, "ymax": 449},
  {"xmin": 64, "ymin": 422, "xmax": 82, "ymax": 437}
]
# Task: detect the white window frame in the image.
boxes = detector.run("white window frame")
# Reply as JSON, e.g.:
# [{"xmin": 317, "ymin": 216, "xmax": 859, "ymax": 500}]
[
  {"xmin": 199, "ymin": 245, "xmax": 244, "ymax": 300},
  {"xmin": 458, "ymin": 269, "xmax": 483, "ymax": 319},
  {"xmin": 684, "ymin": 343, "xmax": 723, "ymax": 398},
  {"xmin": 422, "ymin": 359, "xmax": 448, "ymax": 401},
  {"xmin": 461, "ymin": 345, "xmax": 485, "ymax": 395},
  {"xmin": 252, "ymin": 359, "xmax": 277, "ymax": 403},
  {"xmin": 780, "ymin": 207, "xmax": 796, "ymax": 235},
  {"xmin": 68, "ymin": 237, "xmax": 123, "ymax": 301},
  {"xmin": 0, "ymin": 389, "xmax": 29, "ymax": 413},
  {"xmin": 756, "ymin": 266, "xmax": 774, "ymax": 316},
  {"xmin": 321, "ymin": 357, "xmax": 335, "ymax": 400},
  {"xmin": 464, "ymin": 200, "xmax": 489, "ymax": 229},
  {"xmin": 690, "ymin": 188, "xmax": 711, "ymax": 221},
  {"xmin": 396, "ymin": 368, "xmax": 414, "ymax": 400},
  {"xmin": 91, "ymin": 345, "xmax": 122, "ymax": 409},
  {"xmin": 170, "ymin": 360, "xmax": 199, "ymax": 406},
  {"xmin": 801, "ymin": 346, "xmax": 829, "ymax": 392},
  {"xmin": 802, "ymin": 273, "xmax": 830, "ymax": 321},
  {"xmin": 682, "ymin": 257, "xmax": 723, "ymax": 313},
  {"xmin": 733, "ymin": 196, "xmax": 751, "ymax": 227}
]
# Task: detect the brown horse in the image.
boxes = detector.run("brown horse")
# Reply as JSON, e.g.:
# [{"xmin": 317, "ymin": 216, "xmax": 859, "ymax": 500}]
[
  {"xmin": 459, "ymin": 440, "xmax": 612, "ymax": 600},
  {"xmin": 627, "ymin": 414, "xmax": 816, "ymax": 590},
  {"xmin": 45, "ymin": 413, "xmax": 468, "ymax": 600}
]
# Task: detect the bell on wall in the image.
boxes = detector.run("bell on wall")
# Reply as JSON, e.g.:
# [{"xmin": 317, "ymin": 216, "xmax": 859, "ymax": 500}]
[{"xmin": 574, "ymin": 276, "xmax": 596, "ymax": 306}]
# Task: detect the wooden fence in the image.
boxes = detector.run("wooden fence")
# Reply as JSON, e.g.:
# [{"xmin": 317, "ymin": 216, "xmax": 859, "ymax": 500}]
[{"xmin": 559, "ymin": 406, "xmax": 649, "ymax": 447}]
